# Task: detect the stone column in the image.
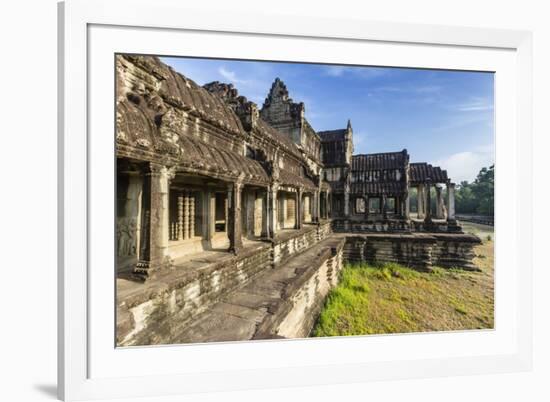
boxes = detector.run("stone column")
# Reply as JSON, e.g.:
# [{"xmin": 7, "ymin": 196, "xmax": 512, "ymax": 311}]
[
  {"xmin": 125, "ymin": 172, "xmax": 143, "ymax": 259},
  {"xmin": 227, "ymin": 181, "xmax": 243, "ymax": 254},
  {"xmin": 177, "ymin": 193, "xmax": 184, "ymax": 240},
  {"xmin": 189, "ymin": 192, "xmax": 195, "ymax": 238},
  {"xmin": 134, "ymin": 163, "xmax": 174, "ymax": 277},
  {"xmin": 435, "ymin": 185, "xmax": 446, "ymax": 219},
  {"xmin": 447, "ymin": 182, "xmax": 456, "ymax": 222},
  {"xmin": 344, "ymin": 188, "xmax": 350, "ymax": 217},
  {"xmin": 261, "ymin": 188, "xmax": 270, "ymax": 238},
  {"xmin": 417, "ymin": 184, "xmax": 425, "ymax": 219},
  {"xmin": 203, "ymin": 188, "xmax": 216, "ymax": 247},
  {"xmin": 269, "ymin": 184, "xmax": 279, "ymax": 237},
  {"xmin": 424, "ymin": 180, "xmax": 432, "ymax": 223},
  {"xmin": 182, "ymin": 191, "xmax": 189, "ymax": 240},
  {"xmin": 295, "ymin": 188, "xmax": 303, "ymax": 229},
  {"xmin": 313, "ymin": 190, "xmax": 320, "ymax": 223},
  {"xmin": 382, "ymin": 194, "xmax": 388, "ymax": 220},
  {"xmin": 404, "ymin": 192, "xmax": 410, "ymax": 220}
]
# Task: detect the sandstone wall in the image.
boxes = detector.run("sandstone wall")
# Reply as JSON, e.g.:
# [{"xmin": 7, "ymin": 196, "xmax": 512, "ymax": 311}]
[
  {"xmin": 117, "ymin": 244, "xmax": 272, "ymax": 346},
  {"xmin": 343, "ymin": 233, "xmax": 481, "ymax": 272},
  {"xmin": 273, "ymin": 239, "xmax": 345, "ymax": 338}
]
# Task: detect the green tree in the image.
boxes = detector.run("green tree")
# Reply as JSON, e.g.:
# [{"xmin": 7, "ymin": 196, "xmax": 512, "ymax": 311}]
[{"xmin": 454, "ymin": 164, "xmax": 494, "ymax": 216}]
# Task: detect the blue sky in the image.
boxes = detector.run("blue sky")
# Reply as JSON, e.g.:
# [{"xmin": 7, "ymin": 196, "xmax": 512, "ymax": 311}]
[{"xmin": 161, "ymin": 56, "xmax": 494, "ymax": 183}]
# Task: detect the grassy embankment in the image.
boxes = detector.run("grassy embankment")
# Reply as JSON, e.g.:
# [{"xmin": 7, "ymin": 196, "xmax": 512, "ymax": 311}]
[{"xmin": 313, "ymin": 222, "xmax": 494, "ymax": 336}]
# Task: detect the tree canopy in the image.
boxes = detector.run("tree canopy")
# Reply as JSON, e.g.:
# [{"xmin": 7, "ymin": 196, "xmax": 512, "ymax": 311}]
[{"xmin": 455, "ymin": 164, "xmax": 494, "ymax": 216}]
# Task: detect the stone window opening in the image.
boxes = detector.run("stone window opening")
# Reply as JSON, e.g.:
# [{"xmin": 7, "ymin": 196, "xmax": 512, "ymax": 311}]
[
  {"xmin": 354, "ymin": 197, "xmax": 366, "ymax": 214},
  {"xmin": 386, "ymin": 197, "xmax": 396, "ymax": 214},
  {"xmin": 169, "ymin": 188, "xmax": 203, "ymax": 241},
  {"xmin": 214, "ymin": 192, "xmax": 228, "ymax": 232},
  {"xmin": 369, "ymin": 197, "xmax": 381, "ymax": 214},
  {"xmin": 241, "ymin": 188, "xmax": 264, "ymax": 239},
  {"xmin": 276, "ymin": 191, "xmax": 297, "ymax": 230}
]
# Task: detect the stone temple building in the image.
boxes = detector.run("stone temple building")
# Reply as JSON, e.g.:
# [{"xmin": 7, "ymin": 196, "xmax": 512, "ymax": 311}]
[{"xmin": 115, "ymin": 55, "xmax": 480, "ymax": 346}]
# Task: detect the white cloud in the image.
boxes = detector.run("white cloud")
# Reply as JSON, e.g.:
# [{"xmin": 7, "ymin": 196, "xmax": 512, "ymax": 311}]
[
  {"xmin": 218, "ymin": 67, "xmax": 248, "ymax": 85},
  {"xmin": 373, "ymin": 84, "xmax": 442, "ymax": 94},
  {"xmin": 324, "ymin": 66, "xmax": 347, "ymax": 77},
  {"xmin": 432, "ymin": 148, "xmax": 494, "ymax": 184},
  {"xmin": 322, "ymin": 66, "xmax": 388, "ymax": 79},
  {"xmin": 455, "ymin": 97, "xmax": 493, "ymax": 112}
]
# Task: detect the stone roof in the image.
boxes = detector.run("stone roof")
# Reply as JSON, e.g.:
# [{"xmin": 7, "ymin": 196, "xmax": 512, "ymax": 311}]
[
  {"xmin": 119, "ymin": 55, "xmax": 245, "ymax": 136},
  {"xmin": 279, "ymin": 170, "xmax": 317, "ymax": 191},
  {"xmin": 351, "ymin": 151, "xmax": 408, "ymax": 171},
  {"xmin": 410, "ymin": 162, "xmax": 448, "ymax": 184},
  {"xmin": 177, "ymin": 135, "xmax": 269, "ymax": 183},
  {"xmin": 203, "ymin": 80, "xmax": 303, "ymax": 160},
  {"xmin": 350, "ymin": 181, "xmax": 407, "ymax": 195},
  {"xmin": 255, "ymin": 117, "xmax": 303, "ymax": 159},
  {"xmin": 318, "ymin": 129, "xmax": 347, "ymax": 142}
]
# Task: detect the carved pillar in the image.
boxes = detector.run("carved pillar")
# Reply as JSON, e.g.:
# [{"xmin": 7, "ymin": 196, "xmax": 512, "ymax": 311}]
[
  {"xmin": 177, "ymin": 193, "xmax": 184, "ymax": 240},
  {"xmin": 227, "ymin": 181, "xmax": 243, "ymax": 254},
  {"xmin": 295, "ymin": 188, "xmax": 303, "ymax": 229},
  {"xmin": 189, "ymin": 192, "xmax": 195, "ymax": 238},
  {"xmin": 261, "ymin": 187, "xmax": 270, "ymax": 238},
  {"xmin": 134, "ymin": 163, "xmax": 174, "ymax": 277},
  {"xmin": 182, "ymin": 191, "xmax": 189, "ymax": 240},
  {"xmin": 270, "ymin": 185, "xmax": 279, "ymax": 235},
  {"xmin": 125, "ymin": 172, "xmax": 143, "ymax": 259},
  {"xmin": 364, "ymin": 195, "xmax": 369, "ymax": 221},
  {"xmin": 424, "ymin": 180, "xmax": 433, "ymax": 223},
  {"xmin": 447, "ymin": 182, "xmax": 456, "ymax": 222}
]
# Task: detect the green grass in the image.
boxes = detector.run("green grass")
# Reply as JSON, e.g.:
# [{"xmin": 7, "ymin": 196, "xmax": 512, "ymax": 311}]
[{"xmin": 312, "ymin": 240, "xmax": 494, "ymax": 337}]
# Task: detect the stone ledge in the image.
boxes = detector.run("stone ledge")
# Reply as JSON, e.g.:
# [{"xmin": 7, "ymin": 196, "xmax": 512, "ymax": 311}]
[
  {"xmin": 117, "ymin": 241, "xmax": 271, "ymax": 310},
  {"xmin": 166, "ymin": 236, "xmax": 345, "ymax": 344}
]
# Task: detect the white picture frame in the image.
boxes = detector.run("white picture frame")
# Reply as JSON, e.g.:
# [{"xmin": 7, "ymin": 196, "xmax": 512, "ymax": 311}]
[{"xmin": 58, "ymin": 0, "xmax": 533, "ymax": 400}]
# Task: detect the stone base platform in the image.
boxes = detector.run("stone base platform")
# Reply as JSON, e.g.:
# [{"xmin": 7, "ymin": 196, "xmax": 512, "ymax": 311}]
[
  {"xmin": 332, "ymin": 218, "xmax": 463, "ymax": 233},
  {"xmin": 155, "ymin": 236, "xmax": 345, "ymax": 344},
  {"xmin": 117, "ymin": 227, "xmax": 480, "ymax": 346},
  {"xmin": 344, "ymin": 232, "xmax": 482, "ymax": 272}
]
